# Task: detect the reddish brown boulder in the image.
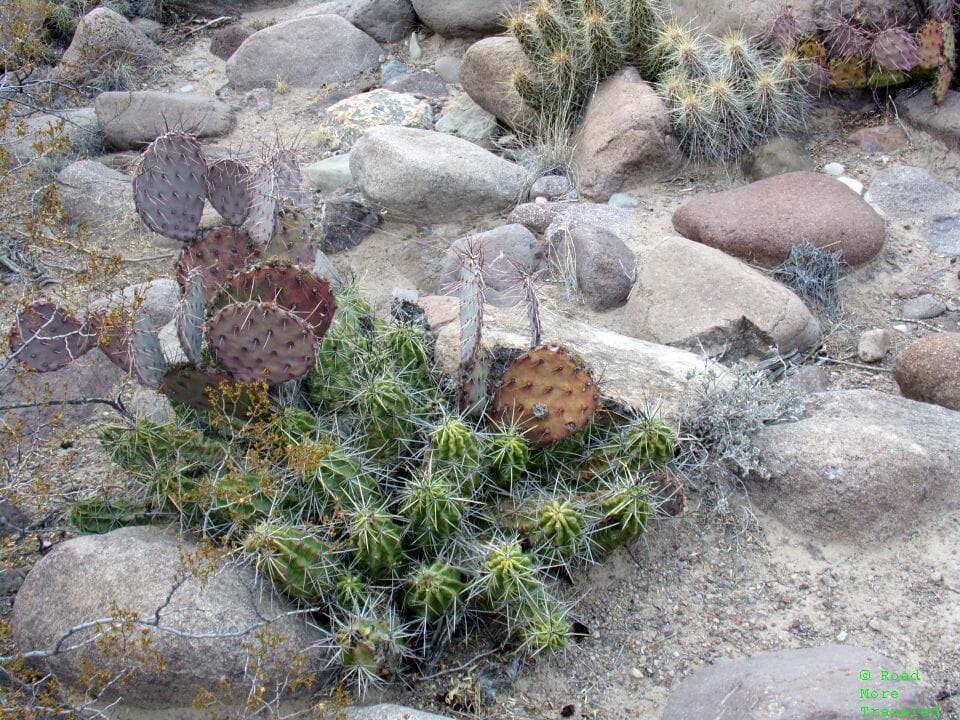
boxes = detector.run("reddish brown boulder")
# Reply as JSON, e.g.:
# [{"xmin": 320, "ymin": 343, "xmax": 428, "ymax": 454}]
[
  {"xmin": 672, "ymin": 171, "xmax": 886, "ymax": 267},
  {"xmin": 846, "ymin": 124, "xmax": 909, "ymax": 153},
  {"xmin": 459, "ymin": 36, "xmax": 537, "ymax": 133},
  {"xmin": 893, "ymin": 332, "xmax": 960, "ymax": 410}
]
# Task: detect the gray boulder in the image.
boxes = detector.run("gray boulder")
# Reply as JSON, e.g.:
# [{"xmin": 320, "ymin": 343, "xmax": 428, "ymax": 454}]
[
  {"xmin": 3, "ymin": 108, "xmax": 100, "ymax": 164},
  {"xmin": 88, "ymin": 279, "xmax": 182, "ymax": 330},
  {"xmin": 51, "ymin": 8, "xmax": 161, "ymax": 85},
  {"xmin": 866, "ymin": 164, "xmax": 960, "ymax": 220},
  {"xmin": 902, "ymin": 88, "xmax": 960, "ymax": 151},
  {"xmin": 95, "ymin": 91, "xmax": 235, "ymax": 149},
  {"xmin": 55, "ymin": 160, "xmax": 134, "ymax": 229},
  {"xmin": 893, "ymin": 332, "xmax": 960, "ymax": 411},
  {"xmin": 624, "ymin": 235, "xmax": 821, "ymax": 360},
  {"xmin": 662, "ymin": 644, "xmax": 936, "ymax": 719},
  {"xmin": 749, "ymin": 389, "xmax": 960, "ymax": 542},
  {"xmin": 544, "ymin": 204, "xmax": 638, "ymax": 311},
  {"xmin": 295, "ymin": 0, "xmax": 416, "ymax": 43},
  {"xmin": 346, "ymin": 706, "xmax": 453, "ymax": 720},
  {"xmin": 410, "ymin": 0, "xmax": 526, "ymax": 36},
  {"xmin": 303, "ymin": 154, "xmax": 356, "ymax": 193},
  {"xmin": 12, "ymin": 526, "xmax": 328, "ymax": 711},
  {"xmin": 438, "ymin": 224, "xmax": 546, "ymax": 307},
  {"xmin": 432, "ymin": 305, "xmax": 731, "ymax": 423},
  {"xmin": 460, "ymin": 36, "xmax": 537, "ymax": 133},
  {"xmin": 434, "ymin": 92, "xmax": 498, "ymax": 142},
  {"xmin": 350, "ymin": 126, "xmax": 524, "ymax": 223},
  {"xmin": 572, "ymin": 67, "xmax": 681, "ymax": 200},
  {"xmin": 226, "ymin": 15, "xmax": 381, "ymax": 91},
  {"xmin": 742, "ymin": 137, "xmax": 815, "ymax": 181}
]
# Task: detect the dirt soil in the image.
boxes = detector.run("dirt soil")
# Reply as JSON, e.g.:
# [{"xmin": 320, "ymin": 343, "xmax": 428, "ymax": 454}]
[{"xmin": 1, "ymin": 2, "xmax": 959, "ymax": 719}]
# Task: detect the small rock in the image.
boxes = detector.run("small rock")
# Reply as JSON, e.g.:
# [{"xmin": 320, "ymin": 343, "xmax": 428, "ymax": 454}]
[
  {"xmin": 742, "ymin": 137, "xmax": 814, "ymax": 181},
  {"xmin": 926, "ymin": 215, "xmax": 960, "ymax": 256},
  {"xmin": 434, "ymin": 55, "xmax": 461, "ymax": 84},
  {"xmin": 318, "ymin": 200, "xmax": 381, "ymax": 253},
  {"xmin": 823, "ymin": 162, "xmax": 844, "ymax": 176},
  {"xmin": 857, "ymin": 328, "xmax": 891, "ymax": 362},
  {"xmin": 901, "ymin": 293, "xmax": 946, "ymax": 320},
  {"xmin": 438, "ymin": 225, "xmax": 546, "ymax": 307},
  {"xmin": 893, "ymin": 323, "xmax": 909, "ymax": 333},
  {"xmin": 294, "ymin": 0, "xmax": 417, "ymax": 44},
  {"xmin": 326, "ymin": 88, "xmax": 433, "ymax": 149},
  {"xmin": 788, "ymin": 365, "xmax": 830, "ymax": 394},
  {"xmin": 242, "ymin": 87, "xmax": 273, "ymax": 112},
  {"xmin": 866, "ymin": 165, "xmax": 960, "ymax": 219},
  {"xmin": 410, "ymin": 0, "xmax": 517, "ymax": 36},
  {"xmin": 129, "ymin": 386, "xmax": 175, "ymax": 423},
  {"xmin": 345, "ymin": 704, "xmax": 454, "ymax": 720},
  {"xmin": 56, "ymin": 160, "xmax": 135, "ymax": 230},
  {"xmin": 0, "ymin": 502, "xmax": 30, "ymax": 536},
  {"xmin": 130, "ymin": 17, "xmax": 163, "ymax": 40},
  {"xmin": 529, "ymin": 175, "xmax": 572, "ymax": 200},
  {"xmin": 846, "ymin": 124, "xmax": 909, "ymax": 153},
  {"xmin": 608, "ymin": 193, "xmax": 639, "ymax": 208},
  {"xmin": 902, "ymin": 88, "xmax": 960, "ymax": 151},
  {"xmin": 89, "ymin": 279, "xmax": 181, "ymax": 329},
  {"xmin": 836, "ymin": 176, "xmax": 863, "ymax": 195},
  {"xmin": 506, "ymin": 201, "xmax": 571, "ymax": 235},
  {"xmin": 893, "ymin": 332, "xmax": 960, "ymax": 410},
  {"xmin": 408, "ymin": 31, "xmax": 422, "ymax": 60},
  {"xmin": 179, "ymin": 83, "xmax": 194, "ymax": 93},
  {"xmin": 209, "ymin": 23, "xmax": 253, "ymax": 61},
  {"xmin": 383, "ymin": 70, "xmax": 448, "ymax": 98},
  {"xmin": 302, "ymin": 154, "xmax": 356, "ymax": 193},
  {"xmin": 434, "ymin": 92, "xmax": 498, "ymax": 142},
  {"xmin": 895, "ymin": 284, "xmax": 922, "ymax": 299},
  {"xmin": 380, "ymin": 59, "xmax": 407, "ymax": 84},
  {"xmin": 0, "ymin": 568, "xmax": 27, "ymax": 596}
]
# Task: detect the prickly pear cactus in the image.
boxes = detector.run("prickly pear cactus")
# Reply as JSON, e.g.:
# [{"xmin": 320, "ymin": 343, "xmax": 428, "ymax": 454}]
[
  {"xmin": 206, "ymin": 157, "xmax": 253, "ymax": 227},
  {"xmin": 491, "ymin": 344, "xmax": 599, "ymax": 446},
  {"xmin": 176, "ymin": 271, "xmax": 205, "ymax": 366},
  {"xmin": 133, "ymin": 131, "xmax": 208, "ymax": 242},
  {"xmin": 176, "ymin": 226, "xmax": 260, "ymax": 302},
  {"xmin": 9, "ymin": 300, "xmax": 96, "ymax": 372}
]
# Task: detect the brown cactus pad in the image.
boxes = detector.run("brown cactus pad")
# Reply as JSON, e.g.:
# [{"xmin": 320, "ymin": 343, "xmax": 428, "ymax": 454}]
[
  {"xmin": 158, "ymin": 364, "xmax": 253, "ymax": 416},
  {"xmin": 89, "ymin": 308, "xmax": 134, "ymax": 373},
  {"xmin": 206, "ymin": 158, "xmax": 254, "ymax": 226},
  {"xmin": 261, "ymin": 203, "xmax": 317, "ymax": 266},
  {"xmin": 9, "ymin": 301, "xmax": 96, "ymax": 372},
  {"xmin": 207, "ymin": 301, "xmax": 317, "ymax": 384},
  {"xmin": 210, "ymin": 263, "xmax": 335, "ymax": 339},
  {"xmin": 491, "ymin": 344, "xmax": 598, "ymax": 446},
  {"xmin": 133, "ymin": 131, "xmax": 208, "ymax": 242},
  {"xmin": 176, "ymin": 226, "xmax": 259, "ymax": 302}
]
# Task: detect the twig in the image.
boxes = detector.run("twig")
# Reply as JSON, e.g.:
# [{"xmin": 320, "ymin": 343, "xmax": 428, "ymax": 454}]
[
  {"xmin": 814, "ymin": 356, "xmax": 893, "ymax": 372},
  {"xmin": 184, "ymin": 16, "xmax": 235, "ymax": 36},
  {"xmin": 0, "ymin": 395, "xmax": 131, "ymax": 419},
  {"xmin": 893, "ymin": 317, "xmax": 943, "ymax": 332},
  {"xmin": 417, "ymin": 649, "xmax": 500, "ymax": 681}
]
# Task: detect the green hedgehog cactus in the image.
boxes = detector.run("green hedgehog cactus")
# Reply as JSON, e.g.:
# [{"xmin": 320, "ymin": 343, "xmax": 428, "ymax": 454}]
[
  {"xmin": 99, "ymin": 421, "xmax": 231, "ymax": 477},
  {"xmin": 335, "ymin": 570, "xmax": 370, "ymax": 610},
  {"xmin": 69, "ymin": 498, "xmax": 150, "ymax": 534},
  {"xmin": 588, "ymin": 473, "xmax": 652, "ymax": 554},
  {"xmin": 484, "ymin": 425, "xmax": 530, "ymax": 490},
  {"xmin": 288, "ymin": 442, "xmax": 380, "ymax": 515},
  {"xmin": 479, "ymin": 537, "xmax": 541, "ymax": 605},
  {"xmin": 617, "ymin": 414, "xmax": 677, "ymax": 470},
  {"xmin": 347, "ymin": 500, "xmax": 406, "ymax": 578},
  {"xmin": 242, "ymin": 521, "xmax": 343, "ymax": 605},
  {"xmin": 515, "ymin": 590, "xmax": 571, "ymax": 655},
  {"xmin": 404, "ymin": 559, "xmax": 466, "ymax": 623},
  {"xmin": 399, "ymin": 468, "xmax": 467, "ymax": 550},
  {"xmin": 332, "ymin": 606, "xmax": 407, "ymax": 690},
  {"xmin": 537, "ymin": 498, "xmax": 584, "ymax": 551},
  {"xmin": 380, "ymin": 323, "xmax": 433, "ymax": 391},
  {"xmin": 354, "ymin": 375, "xmax": 419, "ymax": 461}
]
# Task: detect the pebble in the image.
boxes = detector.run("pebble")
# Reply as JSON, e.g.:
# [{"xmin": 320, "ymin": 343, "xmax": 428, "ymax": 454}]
[
  {"xmin": 380, "ymin": 59, "xmax": 407, "ymax": 84},
  {"xmin": 926, "ymin": 215, "xmax": 960, "ymax": 256},
  {"xmin": 409, "ymin": 32, "xmax": 422, "ymax": 60},
  {"xmin": 629, "ymin": 668, "xmax": 644, "ymax": 679},
  {"xmin": 857, "ymin": 328, "xmax": 891, "ymax": 362},
  {"xmin": 901, "ymin": 294, "xmax": 947, "ymax": 320},
  {"xmin": 823, "ymin": 162, "xmax": 844, "ymax": 176},
  {"xmin": 608, "ymin": 192, "xmax": 639, "ymax": 208},
  {"xmin": 529, "ymin": 174, "xmax": 571, "ymax": 200},
  {"xmin": 179, "ymin": 84, "xmax": 194, "ymax": 93},
  {"xmin": 893, "ymin": 324, "xmax": 909, "ymax": 333},
  {"xmin": 836, "ymin": 176, "xmax": 863, "ymax": 195},
  {"xmin": 836, "ymin": 629, "xmax": 848, "ymax": 642}
]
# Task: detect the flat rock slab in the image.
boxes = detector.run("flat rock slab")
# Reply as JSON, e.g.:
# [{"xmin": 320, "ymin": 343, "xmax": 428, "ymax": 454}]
[
  {"xmin": 431, "ymin": 304, "xmax": 732, "ymax": 424},
  {"xmin": 95, "ymin": 91, "xmax": 235, "ymax": 149},
  {"xmin": 226, "ymin": 15, "xmax": 381, "ymax": 90},
  {"xmin": 350, "ymin": 126, "xmax": 524, "ymax": 223},
  {"xmin": 12, "ymin": 526, "xmax": 327, "ymax": 711},
  {"xmin": 295, "ymin": 0, "xmax": 416, "ymax": 43},
  {"xmin": 749, "ymin": 389, "xmax": 960, "ymax": 542},
  {"xmin": 346, "ymin": 705, "xmax": 453, "ymax": 720},
  {"xmin": 866, "ymin": 165, "xmax": 960, "ymax": 220},
  {"xmin": 672, "ymin": 171, "xmax": 886, "ymax": 267},
  {"xmin": 926, "ymin": 215, "xmax": 960, "ymax": 256},
  {"xmin": 624, "ymin": 235, "xmax": 821, "ymax": 360},
  {"xmin": 893, "ymin": 332, "xmax": 960, "ymax": 411},
  {"xmin": 662, "ymin": 644, "xmax": 937, "ymax": 720}
]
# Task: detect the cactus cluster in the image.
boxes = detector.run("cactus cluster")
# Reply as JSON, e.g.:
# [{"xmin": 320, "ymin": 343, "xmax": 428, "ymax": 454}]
[
  {"xmin": 8, "ymin": 130, "xmax": 686, "ymax": 694},
  {"xmin": 506, "ymin": 0, "xmax": 815, "ymax": 161},
  {"xmin": 772, "ymin": 2, "xmax": 957, "ymax": 102}
]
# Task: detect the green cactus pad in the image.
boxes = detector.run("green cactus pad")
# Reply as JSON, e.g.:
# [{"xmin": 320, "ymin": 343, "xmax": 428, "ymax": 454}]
[
  {"xmin": 491, "ymin": 344, "xmax": 598, "ymax": 447},
  {"xmin": 176, "ymin": 226, "xmax": 260, "ymax": 303},
  {"xmin": 9, "ymin": 300, "xmax": 96, "ymax": 372},
  {"xmin": 207, "ymin": 301, "xmax": 318, "ymax": 384},
  {"xmin": 133, "ymin": 131, "xmax": 207, "ymax": 242},
  {"xmin": 405, "ymin": 559, "xmax": 466, "ymax": 622},
  {"xmin": 210, "ymin": 263, "xmax": 336, "ymax": 339},
  {"xmin": 206, "ymin": 157, "xmax": 253, "ymax": 227},
  {"xmin": 69, "ymin": 498, "xmax": 149, "ymax": 534}
]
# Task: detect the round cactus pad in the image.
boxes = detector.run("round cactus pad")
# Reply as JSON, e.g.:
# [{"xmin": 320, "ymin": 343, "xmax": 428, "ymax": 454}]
[
  {"xmin": 9, "ymin": 301, "xmax": 95, "ymax": 372},
  {"xmin": 133, "ymin": 131, "xmax": 208, "ymax": 242},
  {"xmin": 158, "ymin": 363, "xmax": 254, "ymax": 416},
  {"xmin": 206, "ymin": 157, "xmax": 253, "ymax": 227},
  {"xmin": 176, "ymin": 226, "xmax": 260, "ymax": 302}
]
